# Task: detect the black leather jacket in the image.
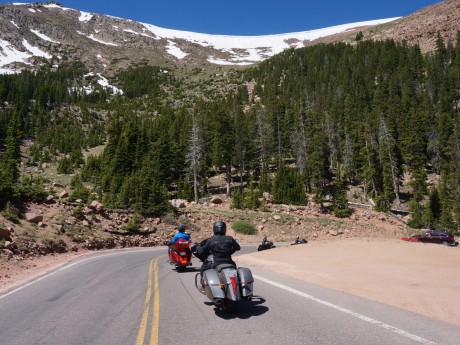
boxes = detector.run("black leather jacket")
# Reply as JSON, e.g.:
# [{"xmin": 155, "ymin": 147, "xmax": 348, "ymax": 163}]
[{"xmin": 196, "ymin": 234, "xmax": 240, "ymax": 267}]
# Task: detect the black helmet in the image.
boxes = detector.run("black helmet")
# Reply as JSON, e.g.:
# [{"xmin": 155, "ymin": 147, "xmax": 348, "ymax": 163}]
[
  {"xmin": 178, "ymin": 224, "xmax": 186, "ymax": 233},
  {"xmin": 213, "ymin": 221, "xmax": 226, "ymax": 235}
]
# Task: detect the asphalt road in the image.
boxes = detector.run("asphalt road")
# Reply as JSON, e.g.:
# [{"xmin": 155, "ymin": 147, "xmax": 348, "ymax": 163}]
[{"xmin": 1, "ymin": 246, "xmax": 459, "ymax": 345}]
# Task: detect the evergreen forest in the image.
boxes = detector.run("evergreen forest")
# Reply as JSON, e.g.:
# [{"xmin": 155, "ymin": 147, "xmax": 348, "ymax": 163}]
[{"xmin": 1, "ymin": 34, "xmax": 460, "ymax": 233}]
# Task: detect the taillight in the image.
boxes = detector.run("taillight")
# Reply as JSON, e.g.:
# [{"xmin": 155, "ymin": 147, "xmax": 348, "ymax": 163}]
[{"xmin": 230, "ymin": 275, "xmax": 237, "ymax": 294}]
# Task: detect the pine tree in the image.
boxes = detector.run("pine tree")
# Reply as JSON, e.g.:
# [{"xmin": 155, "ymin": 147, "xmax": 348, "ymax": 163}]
[
  {"xmin": 332, "ymin": 179, "xmax": 352, "ymax": 218},
  {"xmin": 407, "ymin": 167, "xmax": 428, "ymax": 228},
  {"xmin": 0, "ymin": 111, "xmax": 22, "ymax": 207},
  {"xmin": 272, "ymin": 164, "xmax": 307, "ymax": 205}
]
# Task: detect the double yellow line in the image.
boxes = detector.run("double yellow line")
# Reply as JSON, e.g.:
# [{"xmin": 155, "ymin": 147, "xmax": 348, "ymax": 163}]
[{"xmin": 135, "ymin": 256, "xmax": 161, "ymax": 345}]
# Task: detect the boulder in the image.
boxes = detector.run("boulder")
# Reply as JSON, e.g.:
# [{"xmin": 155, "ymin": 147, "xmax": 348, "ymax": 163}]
[
  {"xmin": 2, "ymin": 248, "xmax": 14, "ymax": 257},
  {"xmin": 0, "ymin": 228, "xmax": 12, "ymax": 241},
  {"xmin": 4, "ymin": 241, "xmax": 16, "ymax": 250},
  {"xmin": 328, "ymin": 229, "xmax": 339, "ymax": 236},
  {"xmin": 57, "ymin": 224, "xmax": 65, "ymax": 234},
  {"xmin": 58, "ymin": 190, "xmax": 68, "ymax": 198},
  {"xmin": 25, "ymin": 212, "xmax": 43, "ymax": 224},
  {"xmin": 169, "ymin": 199, "xmax": 186, "ymax": 208},
  {"xmin": 210, "ymin": 196, "xmax": 223, "ymax": 204},
  {"xmin": 90, "ymin": 200, "xmax": 104, "ymax": 212},
  {"xmin": 262, "ymin": 192, "xmax": 273, "ymax": 204}
]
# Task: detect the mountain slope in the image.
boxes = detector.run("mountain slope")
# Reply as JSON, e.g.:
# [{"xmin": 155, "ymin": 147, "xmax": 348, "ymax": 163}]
[
  {"xmin": 363, "ymin": 0, "xmax": 460, "ymax": 53},
  {"xmin": 0, "ymin": 2, "xmax": 397, "ymax": 75}
]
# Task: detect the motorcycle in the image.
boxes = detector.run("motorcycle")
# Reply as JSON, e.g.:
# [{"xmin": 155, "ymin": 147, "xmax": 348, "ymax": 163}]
[
  {"xmin": 195, "ymin": 263, "xmax": 254, "ymax": 313},
  {"xmin": 257, "ymin": 236, "xmax": 275, "ymax": 251},
  {"xmin": 165, "ymin": 238, "xmax": 192, "ymax": 272},
  {"xmin": 291, "ymin": 236, "xmax": 308, "ymax": 245}
]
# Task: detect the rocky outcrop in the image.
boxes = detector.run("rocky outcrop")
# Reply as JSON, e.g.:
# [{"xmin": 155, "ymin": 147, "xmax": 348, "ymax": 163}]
[{"xmin": 364, "ymin": 0, "xmax": 460, "ymax": 54}]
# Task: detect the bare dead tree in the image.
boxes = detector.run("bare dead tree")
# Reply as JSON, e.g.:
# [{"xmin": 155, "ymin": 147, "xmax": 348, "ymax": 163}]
[
  {"xmin": 342, "ymin": 131, "xmax": 353, "ymax": 181},
  {"xmin": 296, "ymin": 94, "xmax": 313, "ymax": 175},
  {"xmin": 379, "ymin": 115, "xmax": 401, "ymax": 204},
  {"xmin": 324, "ymin": 111, "xmax": 339, "ymax": 173},
  {"xmin": 255, "ymin": 105, "xmax": 273, "ymax": 174},
  {"xmin": 427, "ymin": 124, "xmax": 442, "ymax": 175},
  {"xmin": 296, "ymin": 109, "xmax": 308, "ymax": 175},
  {"xmin": 186, "ymin": 114, "xmax": 203, "ymax": 204}
]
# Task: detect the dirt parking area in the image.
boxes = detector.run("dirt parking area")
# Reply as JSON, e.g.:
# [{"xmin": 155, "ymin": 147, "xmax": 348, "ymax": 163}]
[{"xmin": 238, "ymin": 238, "xmax": 460, "ymax": 326}]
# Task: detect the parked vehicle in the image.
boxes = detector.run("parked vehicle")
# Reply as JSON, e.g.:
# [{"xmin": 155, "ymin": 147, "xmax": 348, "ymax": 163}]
[
  {"xmin": 258, "ymin": 236, "xmax": 275, "ymax": 251},
  {"xmin": 291, "ymin": 236, "xmax": 308, "ymax": 245},
  {"xmin": 195, "ymin": 264, "xmax": 254, "ymax": 313},
  {"xmin": 165, "ymin": 238, "xmax": 192, "ymax": 271},
  {"xmin": 401, "ymin": 230, "xmax": 458, "ymax": 246}
]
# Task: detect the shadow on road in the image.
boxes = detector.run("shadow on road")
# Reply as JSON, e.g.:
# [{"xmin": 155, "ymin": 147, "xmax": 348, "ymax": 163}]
[{"xmin": 206, "ymin": 295, "xmax": 269, "ymax": 319}]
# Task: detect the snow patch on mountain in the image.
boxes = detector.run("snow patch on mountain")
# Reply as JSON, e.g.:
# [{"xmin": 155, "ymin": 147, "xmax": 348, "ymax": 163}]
[
  {"xmin": 79, "ymin": 11, "xmax": 93, "ymax": 22},
  {"xmin": 76, "ymin": 31, "xmax": 118, "ymax": 46},
  {"xmin": 0, "ymin": 38, "xmax": 52, "ymax": 73},
  {"xmin": 141, "ymin": 18, "xmax": 399, "ymax": 64},
  {"xmin": 76, "ymin": 72, "xmax": 123, "ymax": 95},
  {"xmin": 22, "ymin": 39, "xmax": 52, "ymax": 58},
  {"xmin": 166, "ymin": 40, "xmax": 187, "ymax": 59},
  {"xmin": 0, "ymin": 39, "xmax": 31, "ymax": 73},
  {"xmin": 31, "ymin": 29, "xmax": 60, "ymax": 44}
]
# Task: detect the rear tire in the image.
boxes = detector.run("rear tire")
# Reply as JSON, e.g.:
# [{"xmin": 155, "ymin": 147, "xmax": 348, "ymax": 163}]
[
  {"xmin": 222, "ymin": 299, "xmax": 238, "ymax": 314},
  {"xmin": 176, "ymin": 265, "xmax": 186, "ymax": 272}
]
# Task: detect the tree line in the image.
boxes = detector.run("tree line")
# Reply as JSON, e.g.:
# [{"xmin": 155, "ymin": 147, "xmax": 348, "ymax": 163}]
[{"xmin": 1, "ymin": 34, "xmax": 460, "ymax": 233}]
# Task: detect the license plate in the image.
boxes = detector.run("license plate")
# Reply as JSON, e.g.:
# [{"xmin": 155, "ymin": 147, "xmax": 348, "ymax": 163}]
[{"xmin": 180, "ymin": 252, "xmax": 186, "ymax": 255}]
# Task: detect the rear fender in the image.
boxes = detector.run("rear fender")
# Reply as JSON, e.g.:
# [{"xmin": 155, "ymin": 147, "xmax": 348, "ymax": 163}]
[
  {"xmin": 218, "ymin": 267, "xmax": 240, "ymax": 301},
  {"xmin": 203, "ymin": 269, "xmax": 225, "ymax": 300}
]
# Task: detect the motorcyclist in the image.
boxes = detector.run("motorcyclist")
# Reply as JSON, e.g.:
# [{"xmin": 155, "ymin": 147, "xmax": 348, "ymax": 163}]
[
  {"xmin": 193, "ymin": 220, "xmax": 240, "ymax": 291},
  {"xmin": 168, "ymin": 224, "xmax": 191, "ymax": 257},
  {"xmin": 171, "ymin": 224, "xmax": 190, "ymax": 243},
  {"xmin": 195, "ymin": 220, "xmax": 240, "ymax": 269}
]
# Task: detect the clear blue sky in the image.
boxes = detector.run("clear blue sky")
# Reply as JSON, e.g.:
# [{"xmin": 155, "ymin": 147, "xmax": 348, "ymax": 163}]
[{"xmin": 58, "ymin": 0, "xmax": 442, "ymax": 35}]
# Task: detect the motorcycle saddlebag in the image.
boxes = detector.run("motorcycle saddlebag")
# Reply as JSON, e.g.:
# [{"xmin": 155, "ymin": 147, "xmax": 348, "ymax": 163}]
[
  {"xmin": 237, "ymin": 267, "xmax": 254, "ymax": 297},
  {"xmin": 203, "ymin": 269, "xmax": 225, "ymax": 300}
]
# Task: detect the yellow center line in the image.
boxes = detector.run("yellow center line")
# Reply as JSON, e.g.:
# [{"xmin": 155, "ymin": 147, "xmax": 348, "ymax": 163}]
[
  {"xmin": 150, "ymin": 258, "xmax": 160, "ymax": 345},
  {"xmin": 135, "ymin": 255, "xmax": 164, "ymax": 345},
  {"xmin": 135, "ymin": 258, "xmax": 154, "ymax": 345}
]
